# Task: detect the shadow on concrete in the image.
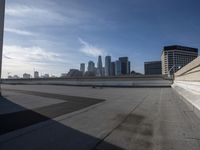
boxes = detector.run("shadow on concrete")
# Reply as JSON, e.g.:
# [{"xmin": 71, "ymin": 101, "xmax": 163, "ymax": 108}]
[{"xmin": 0, "ymin": 95, "xmax": 124, "ymax": 150}]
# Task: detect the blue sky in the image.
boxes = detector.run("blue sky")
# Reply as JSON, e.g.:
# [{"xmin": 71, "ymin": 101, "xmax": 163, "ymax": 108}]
[{"xmin": 2, "ymin": 0, "xmax": 200, "ymax": 77}]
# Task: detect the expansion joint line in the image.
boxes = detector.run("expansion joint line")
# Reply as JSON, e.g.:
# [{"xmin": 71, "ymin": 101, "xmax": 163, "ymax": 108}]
[{"xmin": 92, "ymin": 93, "xmax": 149, "ymax": 149}]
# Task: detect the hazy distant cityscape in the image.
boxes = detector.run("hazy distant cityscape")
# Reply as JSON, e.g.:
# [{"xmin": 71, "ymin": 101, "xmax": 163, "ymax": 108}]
[{"xmin": 7, "ymin": 45, "xmax": 198, "ymax": 79}]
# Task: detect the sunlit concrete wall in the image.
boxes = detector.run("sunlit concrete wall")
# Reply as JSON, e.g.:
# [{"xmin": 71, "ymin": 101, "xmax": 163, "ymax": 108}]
[
  {"xmin": 173, "ymin": 56, "xmax": 200, "ymax": 118},
  {"xmin": 174, "ymin": 56, "xmax": 200, "ymax": 81},
  {"xmin": 173, "ymin": 56, "xmax": 200, "ymax": 94}
]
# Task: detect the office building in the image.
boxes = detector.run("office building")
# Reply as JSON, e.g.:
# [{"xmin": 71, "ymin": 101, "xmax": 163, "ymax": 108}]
[
  {"xmin": 88, "ymin": 61, "xmax": 95, "ymax": 72},
  {"xmin": 105, "ymin": 56, "xmax": 111, "ymax": 76},
  {"xmin": 43, "ymin": 74, "xmax": 50, "ymax": 78},
  {"xmin": 144, "ymin": 61, "xmax": 162, "ymax": 75},
  {"xmin": 161, "ymin": 45, "xmax": 198, "ymax": 75},
  {"xmin": 97, "ymin": 56, "xmax": 103, "ymax": 76},
  {"xmin": 102, "ymin": 67, "xmax": 105, "ymax": 76},
  {"xmin": 115, "ymin": 60, "xmax": 121, "ymax": 76},
  {"xmin": 8, "ymin": 75, "xmax": 20, "ymax": 79},
  {"xmin": 23, "ymin": 73, "xmax": 31, "ymax": 79},
  {"xmin": 67, "ymin": 69, "xmax": 82, "ymax": 77},
  {"xmin": 119, "ymin": 57, "xmax": 129, "ymax": 75},
  {"xmin": 80, "ymin": 63, "xmax": 85, "ymax": 73},
  {"xmin": 128, "ymin": 61, "xmax": 131, "ymax": 75},
  {"xmin": 110, "ymin": 62, "xmax": 115, "ymax": 76},
  {"xmin": 34, "ymin": 71, "xmax": 39, "ymax": 78}
]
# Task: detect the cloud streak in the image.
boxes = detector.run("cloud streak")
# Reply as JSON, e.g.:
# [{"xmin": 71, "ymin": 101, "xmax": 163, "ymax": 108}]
[
  {"xmin": 5, "ymin": 28, "xmax": 34, "ymax": 36},
  {"xmin": 2, "ymin": 45, "xmax": 68, "ymax": 77},
  {"xmin": 5, "ymin": 4, "xmax": 80, "ymax": 27},
  {"xmin": 79, "ymin": 38, "xmax": 106, "ymax": 57},
  {"xmin": 3, "ymin": 45, "xmax": 64, "ymax": 64}
]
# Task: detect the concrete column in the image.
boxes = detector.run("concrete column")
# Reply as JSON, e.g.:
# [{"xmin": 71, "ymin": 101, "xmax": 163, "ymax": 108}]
[{"xmin": 0, "ymin": 0, "xmax": 5, "ymax": 95}]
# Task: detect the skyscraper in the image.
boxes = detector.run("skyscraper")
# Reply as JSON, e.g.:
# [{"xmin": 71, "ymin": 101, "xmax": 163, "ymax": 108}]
[
  {"xmin": 128, "ymin": 61, "xmax": 131, "ymax": 75},
  {"xmin": 34, "ymin": 71, "xmax": 39, "ymax": 78},
  {"xmin": 23, "ymin": 73, "xmax": 31, "ymax": 79},
  {"xmin": 105, "ymin": 56, "xmax": 111, "ymax": 76},
  {"xmin": 119, "ymin": 57, "xmax": 129, "ymax": 75},
  {"xmin": 161, "ymin": 45, "xmax": 198, "ymax": 75},
  {"xmin": 110, "ymin": 62, "xmax": 115, "ymax": 76},
  {"xmin": 97, "ymin": 55, "xmax": 103, "ymax": 76},
  {"xmin": 80, "ymin": 63, "xmax": 85, "ymax": 73},
  {"xmin": 115, "ymin": 60, "xmax": 121, "ymax": 76},
  {"xmin": 88, "ymin": 61, "xmax": 95, "ymax": 72}
]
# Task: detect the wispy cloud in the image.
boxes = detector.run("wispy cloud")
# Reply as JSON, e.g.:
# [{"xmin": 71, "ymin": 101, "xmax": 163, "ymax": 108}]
[
  {"xmin": 79, "ymin": 38, "xmax": 106, "ymax": 57},
  {"xmin": 3, "ymin": 45, "xmax": 64, "ymax": 63},
  {"xmin": 5, "ymin": 28, "xmax": 34, "ymax": 36},
  {"xmin": 2, "ymin": 45, "xmax": 67, "ymax": 77},
  {"xmin": 5, "ymin": 4, "xmax": 79, "ymax": 27}
]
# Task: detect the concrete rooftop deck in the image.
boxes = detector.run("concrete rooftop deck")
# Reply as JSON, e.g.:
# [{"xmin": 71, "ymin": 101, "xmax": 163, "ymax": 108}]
[{"xmin": 1, "ymin": 84, "xmax": 200, "ymax": 150}]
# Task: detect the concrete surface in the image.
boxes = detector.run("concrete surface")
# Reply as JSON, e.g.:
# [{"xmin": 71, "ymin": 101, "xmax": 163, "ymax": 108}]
[{"xmin": 1, "ymin": 85, "xmax": 200, "ymax": 150}]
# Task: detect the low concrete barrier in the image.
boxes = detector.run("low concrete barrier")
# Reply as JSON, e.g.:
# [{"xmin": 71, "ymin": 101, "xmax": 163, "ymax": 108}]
[
  {"xmin": 172, "ymin": 56, "xmax": 200, "ymax": 118},
  {"xmin": 1, "ymin": 76, "xmax": 172, "ymax": 87}
]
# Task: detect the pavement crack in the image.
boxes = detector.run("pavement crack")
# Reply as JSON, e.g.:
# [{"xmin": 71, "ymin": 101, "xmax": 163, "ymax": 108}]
[{"xmin": 186, "ymin": 137, "xmax": 200, "ymax": 141}]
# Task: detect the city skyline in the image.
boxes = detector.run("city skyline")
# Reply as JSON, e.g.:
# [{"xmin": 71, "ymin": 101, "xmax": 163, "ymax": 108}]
[{"xmin": 2, "ymin": 0, "xmax": 200, "ymax": 77}]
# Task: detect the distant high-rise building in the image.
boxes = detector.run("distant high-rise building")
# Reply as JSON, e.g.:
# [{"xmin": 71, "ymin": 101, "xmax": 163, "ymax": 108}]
[
  {"xmin": 34, "ymin": 71, "xmax": 39, "ymax": 78},
  {"xmin": 161, "ymin": 45, "xmax": 198, "ymax": 75},
  {"xmin": 110, "ymin": 62, "xmax": 115, "ymax": 76},
  {"xmin": 13, "ymin": 75, "xmax": 20, "ymax": 79},
  {"xmin": 67, "ymin": 69, "xmax": 82, "ymax": 77},
  {"xmin": 115, "ymin": 60, "xmax": 121, "ymax": 76},
  {"xmin": 23, "ymin": 73, "xmax": 31, "ymax": 79},
  {"xmin": 80, "ymin": 63, "xmax": 85, "ymax": 73},
  {"xmin": 119, "ymin": 57, "xmax": 129, "ymax": 75},
  {"xmin": 144, "ymin": 61, "xmax": 162, "ymax": 75},
  {"xmin": 105, "ymin": 56, "xmax": 111, "ymax": 76},
  {"xmin": 43, "ymin": 74, "xmax": 49, "ymax": 78},
  {"xmin": 128, "ymin": 61, "xmax": 131, "ymax": 75},
  {"xmin": 97, "ymin": 55, "xmax": 103, "ymax": 76},
  {"xmin": 102, "ymin": 67, "xmax": 105, "ymax": 76},
  {"xmin": 8, "ymin": 75, "xmax": 20, "ymax": 79},
  {"xmin": 88, "ymin": 61, "xmax": 95, "ymax": 72}
]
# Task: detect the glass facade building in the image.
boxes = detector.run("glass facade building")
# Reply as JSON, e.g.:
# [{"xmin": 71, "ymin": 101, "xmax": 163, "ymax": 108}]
[
  {"xmin": 119, "ymin": 57, "xmax": 128, "ymax": 75},
  {"xmin": 97, "ymin": 56, "xmax": 103, "ymax": 76},
  {"xmin": 110, "ymin": 62, "xmax": 115, "ymax": 76},
  {"xmin": 144, "ymin": 61, "xmax": 161, "ymax": 75},
  {"xmin": 161, "ymin": 45, "xmax": 198, "ymax": 75},
  {"xmin": 80, "ymin": 63, "xmax": 85, "ymax": 73},
  {"xmin": 88, "ymin": 61, "xmax": 95, "ymax": 72},
  {"xmin": 105, "ymin": 56, "xmax": 111, "ymax": 76},
  {"xmin": 115, "ymin": 60, "xmax": 121, "ymax": 76}
]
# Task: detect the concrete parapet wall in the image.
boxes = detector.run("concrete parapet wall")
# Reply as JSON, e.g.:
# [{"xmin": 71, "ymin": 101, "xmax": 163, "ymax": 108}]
[
  {"xmin": 173, "ymin": 56, "xmax": 200, "ymax": 118},
  {"xmin": 175, "ymin": 56, "xmax": 200, "ymax": 81},
  {"xmin": 172, "ymin": 82, "xmax": 200, "ymax": 118},
  {"xmin": 1, "ymin": 77, "xmax": 172, "ymax": 87},
  {"xmin": 173, "ymin": 81, "xmax": 200, "ymax": 94}
]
